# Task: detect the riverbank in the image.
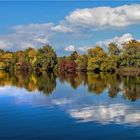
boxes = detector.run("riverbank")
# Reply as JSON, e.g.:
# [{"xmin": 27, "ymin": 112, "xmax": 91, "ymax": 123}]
[
  {"xmin": 116, "ymin": 67, "xmax": 140, "ymax": 76},
  {"xmin": 1, "ymin": 67, "xmax": 140, "ymax": 76}
]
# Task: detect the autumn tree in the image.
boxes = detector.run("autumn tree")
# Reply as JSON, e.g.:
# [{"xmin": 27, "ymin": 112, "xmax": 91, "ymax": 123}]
[
  {"xmin": 75, "ymin": 54, "xmax": 87, "ymax": 71},
  {"xmin": 70, "ymin": 51, "xmax": 79, "ymax": 61},
  {"xmin": 34, "ymin": 45, "xmax": 57, "ymax": 72},
  {"xmin": 108, "ymin": 43, "xmax": 120, "ymax": 56},
  {"xmin": 87, "ymin": 46, "xmax": 107, "ymax": 72},
  {"xmin": 60, "ymin": 57, "xmax": 77, "ymax": 72},
  {"xmin": 100, "ymin": 43, "xmax": 120, "ymax": 72},
  {"xmin": 120, "ymin": 40, "xmax": 140, "ymax": 67}
]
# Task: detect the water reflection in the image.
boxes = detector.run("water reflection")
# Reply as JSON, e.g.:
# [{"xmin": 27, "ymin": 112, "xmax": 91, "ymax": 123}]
[
  {"xmin": 1, "ymin": 70, "xmax": 140, "ymax": 101},
  {"xmin": 1, "ymin": 70, "xmax": 140, "ymax": 129},
  {"xmin": 68, "ymin": 104, "xmax": 140, "ymax": 125},
  {"xmin": 0, "ymin": 71, "xmax": 57, "ymax": 95}
]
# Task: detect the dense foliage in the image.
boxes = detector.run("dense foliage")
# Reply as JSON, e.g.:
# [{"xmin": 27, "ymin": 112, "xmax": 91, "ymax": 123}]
[
  {"xmin": 1, "ymin": 40, "xmax": 140, "ymax": 73},
  {"xmin": 0, "ymin": 45, "xmax": 57, "ymax": 72}
]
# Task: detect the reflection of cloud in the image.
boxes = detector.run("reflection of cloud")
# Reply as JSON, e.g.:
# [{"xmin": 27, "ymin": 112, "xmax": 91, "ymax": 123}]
[
  {"xmin": 126, "ymin": 113, "xmax": 140, "ymax": 123},
  {"xmin": 0, "ymin": 86, "xmax": 38, "ymax": 95},
  {"xmin": 68, "ymin": 104, "xmax": 140, "ymax": 125},
  {"xmin": 52, "ymin": 99, "xmax": 72, "ymax": 105},
  {"xmin": 0, "ymin": 86, "xmax": 72, "ymax": 106},
  {"xmin": 1, "ymin": 85, "xmax": 140, "ymax": 126},
  {"xmin": 68, "ymin": 104, "xmax": 126, "ymax": 124}
]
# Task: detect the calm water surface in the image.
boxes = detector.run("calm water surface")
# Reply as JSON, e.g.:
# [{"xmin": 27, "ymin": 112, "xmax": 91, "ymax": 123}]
[{"xmin": 0, "ymin": 71, "xmax": 140, "ymax": 140}]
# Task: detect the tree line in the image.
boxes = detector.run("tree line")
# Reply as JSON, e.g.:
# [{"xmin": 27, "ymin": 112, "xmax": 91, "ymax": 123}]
[{"xmin": 1, "ymin": 39, "xmax": 140, "ymax": 73}]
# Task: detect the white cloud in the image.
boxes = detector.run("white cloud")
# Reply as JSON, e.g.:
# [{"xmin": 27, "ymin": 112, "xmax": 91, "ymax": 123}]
[
  {"xmin": 34, "ymin": 38, "xmax": 48, "ymax": 44},
  {"xmin": 0, "ymin": 23, "xmax": 54, "ymax": 51},
  {"xmin": 63, "ymin": 4, "xmax": 140, "ymax": 30},
  {"xmin": 97, "ymin": 33, "xmax": 134, "ymax": 48},
  {"xmin": 0, "ymin": 40, "xmax": 13, "ymax": 49},
  {"xmin": 51, "ymin": 25, "xmax": 72, "ymax": 33},
  {"xmin": 12, "ymin": 23, "xmax": 54, "ymax": 33},
  {"xmin": 0, "ymin": 4, "xmax": 140, "ymax": 52},
  {"xmin": 64, "ymin": 44, "xmax": 93, "ymax": 53},
  {"xmin": 64, "ymin": 45, "xmax": 75, "ymax": 52},
  {"xmin": 64, "ymin": 33, "xmax": 135, "ymax": 53},
  {"xmin": 77, "ymin": 46, "xmax": 92, "ymax": 52}
]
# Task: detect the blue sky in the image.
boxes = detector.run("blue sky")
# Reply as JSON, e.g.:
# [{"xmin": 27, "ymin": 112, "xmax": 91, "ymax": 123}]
[{"xmin": 0, "ymin": 1, "xmax": 140, "ymax": 55}]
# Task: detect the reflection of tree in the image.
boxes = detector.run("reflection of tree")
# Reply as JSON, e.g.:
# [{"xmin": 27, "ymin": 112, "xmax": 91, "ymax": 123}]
[
  {"xmin": 35, "ymin": 72, "xmax": 57, "ymax": 95},
  {"xmin": 0, "ymin": 71, "xmax": 57, "ymax": 95},
  {"xmin": 87, "ymin": 72, "xmax": 140, "ymax": 101},
  {"xmin": 87, "ymin": 72, "xmax": 107, "ymax": 94},
  {"xmin": 121, "ymin": 76, "xmax": 140, "ymax": 101},
  {"xmin": 59, "ymin": 72, "xmax": 79, "ymax": 89},
  {"xmin": 58, "ymin": 72, "xmax": 87, "ymax": 89},
  {"xmin": 107, "ymin": 74, "xmax": 120, "ymax": 98},
  {"xmin": 16, "ymin": 71, "xmax": 31, "ymax": 89},
  {"xmin": 1, "ymin": 70, "xmax": 140, "ymax": 101},
  {"xmin": 0, "ymin": 70, "xmax": 16, "ymax": 86}
]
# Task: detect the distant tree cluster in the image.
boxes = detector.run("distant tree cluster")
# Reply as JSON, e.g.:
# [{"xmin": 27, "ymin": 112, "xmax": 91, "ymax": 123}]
[
  {"xmin": 0, "ymin": 45, "xmax": 57, "ymax": 72},
  {"xmin": 59, "ymin": 40, "xmax": 140, "ymax": 73},
  {"xmin": 1, "ymin": 40, "xmax": 140, "ymax": 73}
]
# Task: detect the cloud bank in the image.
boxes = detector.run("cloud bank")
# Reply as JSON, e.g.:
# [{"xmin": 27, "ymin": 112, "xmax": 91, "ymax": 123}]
[
  {"xmin": 64, "ymin": 33, "xmax": 134, "ymax": 52},
  {"xmin": 63, "ymin": 4, "xmax": 140, "ymax": 29},
  {"xmin": 97, "ymin": 33, "xmax": 134, "ymax": 49},
  {"xmin": 0, "ymin": 4, "xmax": 140, "ymax": 52}
]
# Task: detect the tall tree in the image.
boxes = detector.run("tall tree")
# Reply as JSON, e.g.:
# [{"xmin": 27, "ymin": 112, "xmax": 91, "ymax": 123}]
[
  {"xmin": 108, "ymin": 43, "xmax": 120, "ymax": 56},
  {"xmin": 34, "ymin": 45, "xmax": 57, "ymax": 71},
  {"xmin": 87, "ymin": 46, "xmax": 107, "ymax": 71}
]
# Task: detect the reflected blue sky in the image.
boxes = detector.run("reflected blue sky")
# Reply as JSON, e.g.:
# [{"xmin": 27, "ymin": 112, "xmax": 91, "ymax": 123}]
[
  {"xmin": 1, "ymin": 77, "xmax": 140, "ymax": 139},
  {"xmin": 0, "ymin": 80, "xmax": 140, "ymax": 127}
]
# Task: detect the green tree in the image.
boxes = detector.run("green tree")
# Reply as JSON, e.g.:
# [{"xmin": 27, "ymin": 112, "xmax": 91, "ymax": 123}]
[
  {"xmin": 108, "ymin": 43, "xmax": 120, "ymax": 56},
  {"xmin": 75, "ymin": 54, "xmax": 88, "ymax": 71},
  {"xmin": 70, "ymin": 51, "xmax": 79, "ymax": 61},
  {"xmin": 87, "ymin": 46, "xmax": 107, "ymax": 71},
  {"xmin": 120, "ymin": 40, "xmax": 140, "ymax": 67},
  {"xmin": 34, "ymin": 45, "xmax": 57, "ymax": 71},
  {"xmin": 123, "ymin": 40, "xmax": 140, "ymax": 55}
]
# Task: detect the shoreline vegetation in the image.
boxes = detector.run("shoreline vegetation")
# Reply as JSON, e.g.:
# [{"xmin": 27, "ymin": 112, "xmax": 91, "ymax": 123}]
[{"xmin": 1, "ymin": 39, "xmax": 140, "ymax": 75}]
